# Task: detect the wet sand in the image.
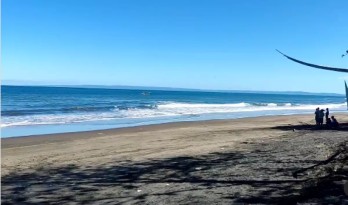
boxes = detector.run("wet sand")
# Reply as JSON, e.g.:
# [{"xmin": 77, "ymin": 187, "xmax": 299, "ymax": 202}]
[{"xmin": 2, "ymin": 114, "xmax": 348, "ymax": 204}]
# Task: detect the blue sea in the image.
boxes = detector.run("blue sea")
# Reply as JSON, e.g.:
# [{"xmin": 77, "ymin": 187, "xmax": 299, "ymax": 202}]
[{"xmin": 1, "ymin": 85, "xmax": 347, "ymax": 138}]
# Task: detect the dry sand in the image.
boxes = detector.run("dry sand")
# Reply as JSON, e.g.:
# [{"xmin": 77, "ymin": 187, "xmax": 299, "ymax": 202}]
[{"xmin": 2, "ymin": 114, "xmax": 348, "ymax": 204}]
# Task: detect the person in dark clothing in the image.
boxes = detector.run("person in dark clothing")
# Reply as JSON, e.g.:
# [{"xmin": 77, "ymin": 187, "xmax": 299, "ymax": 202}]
[
  {"xmin": 314, "ymin": 107, "xmax": 320, "ymax": 126},
  {"xmin": 325, "ymin": 108, "xmax": 330, "ymax": 121},
  {"xmin": 331, "ymin": 116, "xmax": 339, "ymax": 129},
  {"xmin": 326, "ymin": 117, "xmax": 332, "ymax": 128},
  {"xmin": 318, "ymin": 109, "xmax": 325, "ymax": 126}
]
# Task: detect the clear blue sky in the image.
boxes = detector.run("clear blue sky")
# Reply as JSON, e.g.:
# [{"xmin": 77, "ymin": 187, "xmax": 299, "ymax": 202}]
[{"xmin": 2, "ymin": 0, "xmax": 348, "ymax": 93}]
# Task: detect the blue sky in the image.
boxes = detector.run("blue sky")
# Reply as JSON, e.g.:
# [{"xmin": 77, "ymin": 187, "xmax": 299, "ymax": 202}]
[{"xmin": 2, "ymin": 0, "xmax": 348, "ymax": 93}]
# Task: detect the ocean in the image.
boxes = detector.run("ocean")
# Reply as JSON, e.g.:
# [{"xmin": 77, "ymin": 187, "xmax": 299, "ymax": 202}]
[{"xmin": 1, "ymin": 85, "xmax": 347, "ymax": 137}]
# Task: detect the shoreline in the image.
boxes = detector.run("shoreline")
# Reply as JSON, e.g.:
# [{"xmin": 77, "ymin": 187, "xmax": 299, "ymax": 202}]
[
  {"xmin": 2, "ymin": 112, "xmax": 347, "ymax": 141},
  {"xmin": 3, "ymin": 109, "xmax": 346, "ymax": 138},
  {"xmin": 1, "ymin": 113, "xmax": 317, "ymax": 147}
]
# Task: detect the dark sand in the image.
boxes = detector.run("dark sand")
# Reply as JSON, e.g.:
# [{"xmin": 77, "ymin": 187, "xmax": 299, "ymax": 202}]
[{"xmin": 2, "ymin": 114, "xmax": 348, "ymax": 204}]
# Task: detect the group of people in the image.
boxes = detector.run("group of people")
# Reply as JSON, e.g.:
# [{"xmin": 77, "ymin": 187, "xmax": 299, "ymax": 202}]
[{"xmin": 314, "ymin": 108, "xmax": 339, "ymax": 128}]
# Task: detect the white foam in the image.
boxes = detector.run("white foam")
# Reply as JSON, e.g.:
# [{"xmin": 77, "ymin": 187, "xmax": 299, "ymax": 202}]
[
  {"xmin": 1, "ymin": 102, "xmax": 347, "ymax": 128},
  {"xmin": 157, "ymin": 102, "xmax": 250, "ymax": 108},
  {"xmin": 267, "ymin": 103, "xmax": 277, "ymax": 107}
]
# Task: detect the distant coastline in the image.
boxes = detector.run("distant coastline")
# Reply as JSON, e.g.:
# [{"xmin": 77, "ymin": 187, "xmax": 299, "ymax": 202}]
[{"xmin": 1, "ymin": 84, "xmax": 344, "ymax": 96}]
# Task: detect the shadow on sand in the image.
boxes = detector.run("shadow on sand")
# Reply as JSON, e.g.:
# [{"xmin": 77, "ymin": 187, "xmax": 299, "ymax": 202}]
[
  {"xmin": 2, "ymin": 125, "xmax": 348, "ymax": 204},
  {"xmin": 270, "ymin": 122, "xmax": 348, "ymax": 132},
  {"xmin": 2, "ymin": 152, "xmax": 347, "ymax": 204}
]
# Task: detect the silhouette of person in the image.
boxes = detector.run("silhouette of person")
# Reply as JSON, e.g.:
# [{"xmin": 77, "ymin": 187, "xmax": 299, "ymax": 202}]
[
  {"xmin": 326, "ymin": 117, "xmax": 332, "ymax": 128},
  {"xmin": 318, "ymin": 109, "xmax": 325, "ymax": 126},
  {"xmin": 331, "ymin": 116, "xmax": 339, "ymax": 129},
  {"xmin": 325, "ymin": 108, "xmax": 329, "ymax": 120},
  {"xmin": 314, "ymin": 107, "xmax": 320, "ymax": 126}
]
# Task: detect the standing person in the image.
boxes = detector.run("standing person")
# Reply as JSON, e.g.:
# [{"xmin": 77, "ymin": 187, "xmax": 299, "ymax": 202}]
[
  {"xmin": 318, "ymin": 109, "xmax": 325, "ymax": 127},
  {"xmin": 315, "ymin": 107, "xmax": 320, "ymax": 126},
  {"xmin": 325, "ymin": 108, "xmax": 330, "ymax": 121}
]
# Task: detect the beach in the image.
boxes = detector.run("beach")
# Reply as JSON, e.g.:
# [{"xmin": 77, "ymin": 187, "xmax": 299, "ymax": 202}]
[
  {"xmin": 2, "ymin": 114, "xmax": 348, "ymax": 204},
  {"xmin": 4, "ymin": 0, "xmax": 348, "ymax": 204}
]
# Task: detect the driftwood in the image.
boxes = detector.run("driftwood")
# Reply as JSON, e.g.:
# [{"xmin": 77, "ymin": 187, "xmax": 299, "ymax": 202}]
[
  {"xmin": 285, "ymin": 141, "xmax": 348, "ymax": 204},
  {"xmin": 292, "ymin": 141, "xmax": 348, "ymax": 178}
]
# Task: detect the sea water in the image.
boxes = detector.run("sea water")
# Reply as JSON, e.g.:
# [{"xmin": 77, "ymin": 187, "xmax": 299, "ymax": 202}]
[{"xmin": 1, "ymin": 85, "xmax": 346, "ymax": 137}]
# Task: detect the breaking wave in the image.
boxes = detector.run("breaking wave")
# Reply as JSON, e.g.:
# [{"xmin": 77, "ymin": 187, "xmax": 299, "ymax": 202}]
[{"xmin": 1, "ymin": 102, "xmax": 346, "ymax": 128}]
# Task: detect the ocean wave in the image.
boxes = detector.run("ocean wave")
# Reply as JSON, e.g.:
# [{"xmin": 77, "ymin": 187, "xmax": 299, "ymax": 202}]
[
  {"xmin": 1, "ymin": 102, "xmax": 346, "ymax": 128},
  {"xmin": 115, "ymin": 104, "xmax": 157, "ymax": 110},
  {"xmin": 153, "ymin": 102, "xmax": 346, "ymax": 115},
  {"xmin": 157, "ymin": 102, "xmax": 250, "ymax": 108},
  {"xmin": 1, "ymin": 104, "xmax": 157, "ymax": 116}
]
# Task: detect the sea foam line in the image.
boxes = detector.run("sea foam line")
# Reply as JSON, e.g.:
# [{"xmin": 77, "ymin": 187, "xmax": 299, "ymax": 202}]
[{"xmin": 1, "ymin": 102, "xmax": 346, "ymax": 128}]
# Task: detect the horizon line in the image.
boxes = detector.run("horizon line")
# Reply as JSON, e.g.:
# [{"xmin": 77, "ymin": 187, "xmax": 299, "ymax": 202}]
[{"xmin": 2, "ymin": 84, "xmax": 344, "ymax": 96}]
